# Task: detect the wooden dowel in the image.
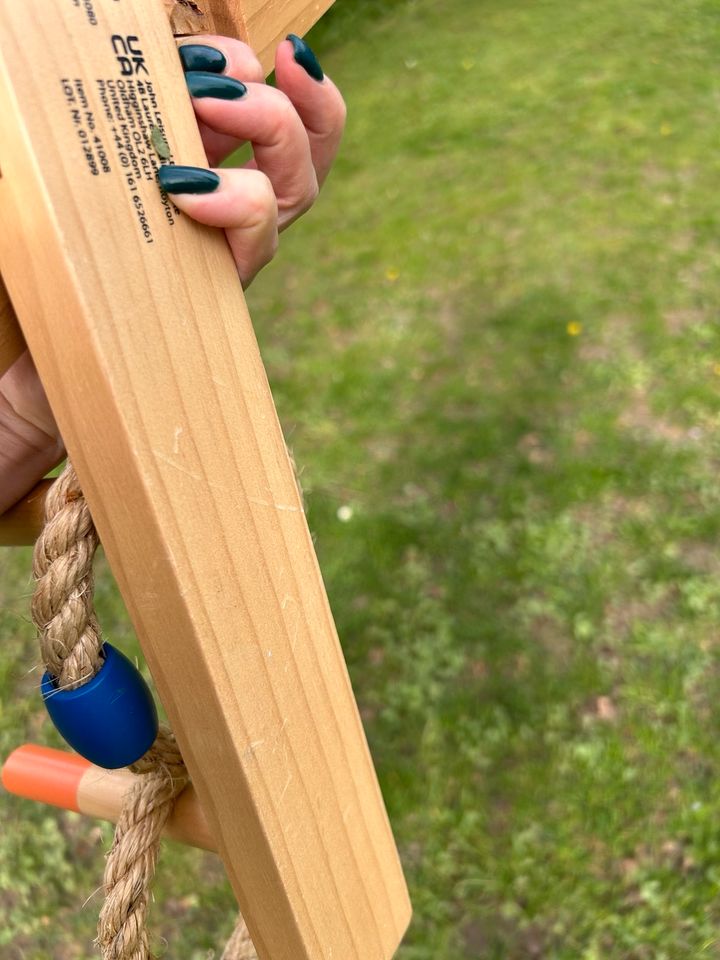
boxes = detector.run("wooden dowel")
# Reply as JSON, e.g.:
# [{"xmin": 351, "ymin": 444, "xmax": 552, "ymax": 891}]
[
  {"xmin": 2, "ymin": 744, "xmax": 217, "ymax": 852},
  {"xmin": 0, "ymin": 275, "xmax": 25, "ymax": 377},
  {"xmin": 0, "ymin": 478, "xmax": 51, "ymax": 546}
]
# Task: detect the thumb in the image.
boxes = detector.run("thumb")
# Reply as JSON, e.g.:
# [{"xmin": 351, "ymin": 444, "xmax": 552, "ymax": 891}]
[{"xmin": 0, "ymin": 351, "xmax": 65, "ymax": 513}]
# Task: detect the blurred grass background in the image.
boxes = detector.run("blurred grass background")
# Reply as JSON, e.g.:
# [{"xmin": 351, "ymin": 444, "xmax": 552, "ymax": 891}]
[{"xmin": 3, "ymin": 0, "xmax": 720, "ymax": 956}]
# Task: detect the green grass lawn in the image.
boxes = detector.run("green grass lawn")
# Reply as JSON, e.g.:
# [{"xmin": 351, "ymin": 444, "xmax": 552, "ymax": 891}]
[{"xmin": 3, "ymin": 0, "xmax": 720, "ymax": 956}]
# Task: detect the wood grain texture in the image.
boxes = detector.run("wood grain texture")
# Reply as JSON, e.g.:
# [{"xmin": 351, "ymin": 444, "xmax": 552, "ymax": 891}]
[
  {"xmin": 210, "ymin": 0, "xmax": 336, "ymax": 72},
  {"xmin": 0, "ymin": 2, "xmax": 410, "ymax": 959},
  {"xmin": 162, "ymin": 0, "xmax": 216, "ymax": 35},
  {"xmin": 0, "ymin": 275, "xmax": 25, "ymax": 377}
]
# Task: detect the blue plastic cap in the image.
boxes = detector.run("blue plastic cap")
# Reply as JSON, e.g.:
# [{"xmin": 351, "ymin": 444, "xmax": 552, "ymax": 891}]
[{"xmin": 41, "ymin": 643, "xmax": 159, "ymax": 769}]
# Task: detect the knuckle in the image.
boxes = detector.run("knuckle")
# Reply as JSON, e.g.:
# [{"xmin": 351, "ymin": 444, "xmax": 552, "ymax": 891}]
[
  {"xmin": 242, "ymin": 58, "xmax": 265, "ymax": 85},
  {"xmin": 243, "ymin": 231, "xmax": 279, "ymax": 288},
  {"xmin": 281, "ymin": 175, "xmax": 320, "ymax": 222},
  {"xmin": 245, "ymin": 173, "xmax": 277, "ymax": 225},
  {"xmin": 299, "ymin": 177, "xmax": 320, "ymax": 214},
  {"xmin": 237, "ymin": 59, "xmax": 264, "ymax": 86},
  {"xmin": 262, "ymin": 232, "xmax": 280, "ymax": 267},
  {"xmin": 266, "ymin": 91, "xmax": 299, "ymax": 140}
]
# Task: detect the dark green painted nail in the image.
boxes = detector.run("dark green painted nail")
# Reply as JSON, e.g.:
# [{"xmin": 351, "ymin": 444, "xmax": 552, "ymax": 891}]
[
  {"xmin": 185, "ymin": 72, "xmax": 247, "ymax": 100},
  {"xmin": 157, "ymin": 165, "xmax": 220, "ymax": 194},
  {"xmin": 178, "ymin": 44, "xmax": 227, "ymax": 73},
  {"xmin": 287, "ymin": 34, "xmax": 324, "ymax": 81}
]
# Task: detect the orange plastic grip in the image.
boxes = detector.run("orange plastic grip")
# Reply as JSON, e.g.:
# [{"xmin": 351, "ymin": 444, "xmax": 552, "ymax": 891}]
[{"xmin": 1, "ymin": 743, "xmax": 89, "ymax": 813}]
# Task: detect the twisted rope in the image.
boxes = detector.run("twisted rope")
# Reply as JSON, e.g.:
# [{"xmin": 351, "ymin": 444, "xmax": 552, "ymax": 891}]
[
  {"xmin": 221, "ymin": 914, "xmax": 257, "ymax": 960},
  {"xmin": 32, "ymin": 463, "xmax": 103, "ymax": 690},
  {"xmin": 32, "ymin": 460, "xmax": 257, "ymax": 960},
  {"xmin": 96, "ymin": 727, "xmax": 190, "ymax": 959}
]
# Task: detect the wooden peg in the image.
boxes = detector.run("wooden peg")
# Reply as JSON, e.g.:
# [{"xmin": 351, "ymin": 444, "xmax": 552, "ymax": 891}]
[
  {"xmin": 0, "ymin": 3, "xmax": 411, "ymax": 959},
  {"xmin": 0, "ymin": 276, "xmax": 25, "ymax": 377},
  {"xmin": 0, "ymin": 479, "xmax": 50, "ymax": 546},
  {"xmin": 2, "ymin": 744, "xmax": 217, "ymax": 852}
]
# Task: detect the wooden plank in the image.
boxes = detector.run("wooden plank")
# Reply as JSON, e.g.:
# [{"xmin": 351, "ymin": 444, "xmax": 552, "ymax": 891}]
[
  {"xmin": 0, "ymin": 2, "xmax": 410, "ymax": 959},
  {"xmin": 211, "ymin": 0, "xmax": 336, "ymax": 72}
]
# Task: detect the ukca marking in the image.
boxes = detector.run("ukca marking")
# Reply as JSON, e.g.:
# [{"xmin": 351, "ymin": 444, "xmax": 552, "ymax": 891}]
[
  {"xmin": 112, "ymin": 35, "xmax": 149, "ymax": 77},
  {"xmin": 57, "ymin": 29, "xmax": 175, "ymax": 237}
]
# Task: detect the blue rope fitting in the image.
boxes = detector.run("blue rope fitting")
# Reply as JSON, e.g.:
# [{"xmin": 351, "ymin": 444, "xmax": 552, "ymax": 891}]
[{"xmin": 41, "ymin": 643, "xmax": 159, "ymax": 769}]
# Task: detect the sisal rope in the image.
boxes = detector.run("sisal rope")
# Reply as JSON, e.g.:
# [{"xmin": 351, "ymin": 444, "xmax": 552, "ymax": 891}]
[
  {"xmin": 221, "ymin": 915, "xmax": 258, "ymax": 960},
  {"xmin": 32, "ymin": 460, "xmax": 257, "ymax": 960},
  {"xmin": 32, "ymin": 464, "xmax": 103, "ymax": 691}
]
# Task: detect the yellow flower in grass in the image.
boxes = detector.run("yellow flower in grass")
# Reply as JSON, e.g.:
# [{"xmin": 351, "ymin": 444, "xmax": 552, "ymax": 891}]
[
  {"xmin": 385, "ymin": 266, "xmax": 400, "ymax": 282},
  {"xmin": 566, "ymin": 321, "xmax": 583, "ymax": 336}
]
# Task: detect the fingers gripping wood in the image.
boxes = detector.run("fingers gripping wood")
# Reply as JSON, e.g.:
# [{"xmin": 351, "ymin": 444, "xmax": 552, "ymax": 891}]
[{"xmin": 0, "ymin": 0, "xmax": 336, "ymax": 377}]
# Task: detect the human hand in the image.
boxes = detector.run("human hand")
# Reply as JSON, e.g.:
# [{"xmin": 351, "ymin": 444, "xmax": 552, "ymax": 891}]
[{"xmin": 0, "ymin": 34, "xmax": 346, "ymax": 514}]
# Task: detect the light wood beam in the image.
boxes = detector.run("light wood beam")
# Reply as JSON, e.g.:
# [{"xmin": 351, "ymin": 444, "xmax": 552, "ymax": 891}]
[{"xmin": 0, "ymin": 3, "xmax": 410, "ymax": 960}]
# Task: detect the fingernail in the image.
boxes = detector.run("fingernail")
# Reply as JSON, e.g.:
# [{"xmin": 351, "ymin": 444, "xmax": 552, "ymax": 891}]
[
  {"xmin": 286, "ymin": 34, "xmax": 324, "ymax": 82},
  {"xmin": 185, "ymin": 72, "xmax": 247, "ymax": 100},
  {"xmin": 157, "ymin": 165, "xmax": 220, "ymax": 194},
  {"xmin": 178, "ymin": 44, "xmax": 227, "ymax": 74}
]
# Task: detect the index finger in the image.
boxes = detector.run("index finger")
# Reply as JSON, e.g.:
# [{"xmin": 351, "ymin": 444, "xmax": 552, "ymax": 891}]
[{"xmin": 177, "ymin": 35, "xmax": 265, "ymax": 166}]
